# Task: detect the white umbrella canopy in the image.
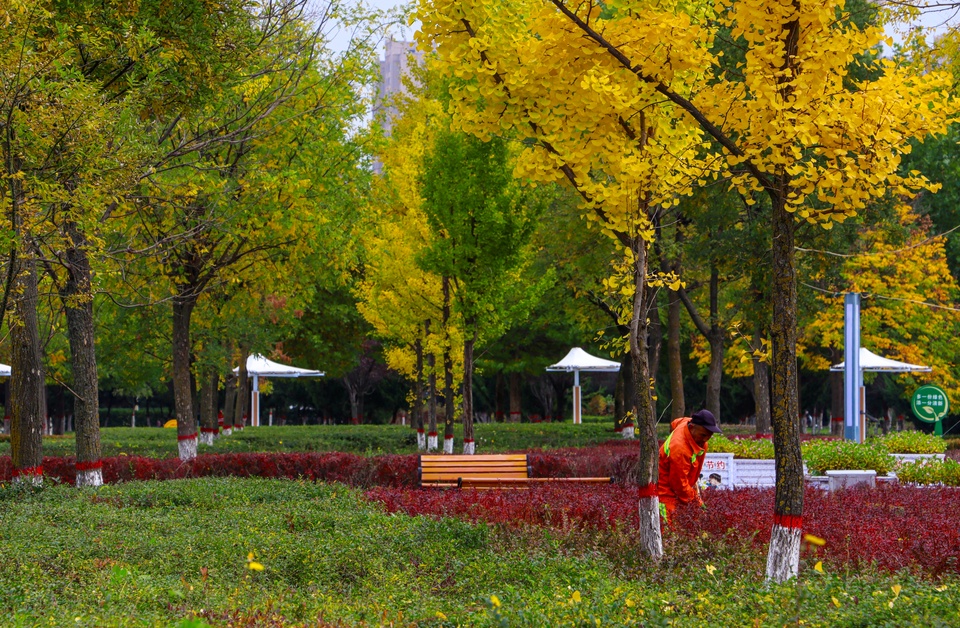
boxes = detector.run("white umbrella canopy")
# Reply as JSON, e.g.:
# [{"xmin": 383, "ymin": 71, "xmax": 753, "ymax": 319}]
[
  {"xmin": 234, "ymin": 354, "xmax": 325, "ymax": 378},
  {"xmin": 0, "ymin": 363, "xmax": 9, "ymax": 377},
  {"xmin": 546, "ymin": 347, "xmax": 621, "ymax": 373},
  {"xmin": 547, "ymin": 348, "xmax": 620, "ymax": 424},
  {"xmin": 830, "ymin": 348, "xmax": 931, "ymax": 373},
  {"xmin": 233, "ymin": 354, "xmax": 324, "ymax": 427}
]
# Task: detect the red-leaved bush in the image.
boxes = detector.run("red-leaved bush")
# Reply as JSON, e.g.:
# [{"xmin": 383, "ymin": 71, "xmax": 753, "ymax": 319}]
[
  {"xmin": 0, "ymin": 453, "xmax": 419, "ymax": 488},
  {"xmin": 365, "ymin": 483, "xmax": 960, "ymax": 574}
]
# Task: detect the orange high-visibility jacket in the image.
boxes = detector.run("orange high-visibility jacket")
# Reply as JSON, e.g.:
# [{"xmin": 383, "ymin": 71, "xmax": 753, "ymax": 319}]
[{"xmin": 657, "ymin": 417, "xmax": 707, "ymax": 514}]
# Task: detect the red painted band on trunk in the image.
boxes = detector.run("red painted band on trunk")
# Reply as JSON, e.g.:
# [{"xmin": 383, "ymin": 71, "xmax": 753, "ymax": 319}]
[
  {"xmin": 428, "ymin": 432, "xmax": 438, "ymax": 437},
  {"xmin": 200, "ymin": 427, "xmax": 219, "ymax": 433},
  {"xmin": 13, "ymin": 465, "xmax": 43, "ymax": 477},
  {"xmin": 177, "ymin": 433, "xmax": 198, "ymax": 441},
  {"xmin": 234, "ymin": 424, "xmax": 243, "ymax": 429},
  {"xmin": 75, "ymin": 460, "xmax": 102, "ymax": 472},
  {"xmin": 774, "ymin": 513, "xmax": 803, "ymax": 529},
  {"xmin": 464, "ymin": 438, "xmax": 474, "ymax": 443},
  {"xmin": 417, "ymin": 429, "xmax": 424, "ymax": 433},
  {"xmin": 637, "ymin": 483, "xmax": 658, "ymax": 498}
]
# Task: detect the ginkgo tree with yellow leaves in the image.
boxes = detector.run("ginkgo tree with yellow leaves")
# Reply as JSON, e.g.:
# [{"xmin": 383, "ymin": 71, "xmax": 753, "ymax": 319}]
[
  {"xmin": 801, "ymin": 204, "xmax": 960, "ymax": 407},
  {"xmin": 419, "ymin": 0, "xmax": 955, "ymax": 579}
]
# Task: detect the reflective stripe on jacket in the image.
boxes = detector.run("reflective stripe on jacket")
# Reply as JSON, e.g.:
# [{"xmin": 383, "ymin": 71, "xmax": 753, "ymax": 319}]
[{"xmin": 657, "ymin": 417, "xmax": 707, "ymax": 513}]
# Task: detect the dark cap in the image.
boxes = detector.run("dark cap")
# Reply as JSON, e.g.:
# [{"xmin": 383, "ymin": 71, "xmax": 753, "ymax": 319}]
[{"xmin": 691, "ymin": 409, "xmax": 722, "ymax": 433}]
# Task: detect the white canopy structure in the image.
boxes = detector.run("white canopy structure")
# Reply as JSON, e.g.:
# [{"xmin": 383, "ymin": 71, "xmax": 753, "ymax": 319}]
[
  {"xmin": 829, "ymin": 346, "xmax": 931, "ymax": 442},
  {"xmin": 546, "ymin": 347, "xmax": 620, "ymax": 424},
  {"xmin": 0, "ymin": 363, "xmax": 10, "ymax": 377},
  {"xmin": 830, "ymin": 348, "xmax": 932, "ymax": 373},
  {"xmin": 234, "ymin": 354, "xmax": 324, "ymax": 426}
]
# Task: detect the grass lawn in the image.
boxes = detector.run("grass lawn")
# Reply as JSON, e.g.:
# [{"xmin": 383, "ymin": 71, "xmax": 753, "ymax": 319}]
[
  {"xmin": 0, "ymin": 419, "xmax": 762, "ymax": 459},
  {"xmin": 2, "ymin": 477, "xmax": 957, "ymax": 627}
]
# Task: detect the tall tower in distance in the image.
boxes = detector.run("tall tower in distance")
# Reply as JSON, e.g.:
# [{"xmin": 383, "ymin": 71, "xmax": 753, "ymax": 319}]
[{"xmin": 373, "ymin": 38, "xmax": 422, "ymax": 173}]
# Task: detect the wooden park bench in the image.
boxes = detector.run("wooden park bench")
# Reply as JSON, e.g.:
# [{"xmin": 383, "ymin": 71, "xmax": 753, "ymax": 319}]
[{"xmin": 418, "ymin": 454, "xmax": 612, "ymax": 489}]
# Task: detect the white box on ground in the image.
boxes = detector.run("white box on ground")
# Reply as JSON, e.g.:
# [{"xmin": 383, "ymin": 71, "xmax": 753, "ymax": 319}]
[{"xmin": 826, "ymin": 470, "xmax": 876, "ymax": 491}]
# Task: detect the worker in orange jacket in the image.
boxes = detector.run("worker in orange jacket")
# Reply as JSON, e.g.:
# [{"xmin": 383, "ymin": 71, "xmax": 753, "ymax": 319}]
[{"xmin": 657, "ymin": 409, "xmax": 722, "ymax": 518}]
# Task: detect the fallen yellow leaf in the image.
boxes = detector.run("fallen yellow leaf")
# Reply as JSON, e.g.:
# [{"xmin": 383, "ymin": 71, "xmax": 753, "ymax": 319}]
[
  {"xmin": 814, "ymin": 561, "xmax": 824, "ymax": 574},
  {"xmin": 832, "ymin": 596, "xmax": 841, "ymax": 608}
]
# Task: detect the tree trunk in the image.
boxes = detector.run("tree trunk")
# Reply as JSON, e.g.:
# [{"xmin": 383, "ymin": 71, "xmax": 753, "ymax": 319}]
[
  {"xmin": 830, "ymin": 353, "xmax": 843, "ymax": 436},
  {"xmin": 666, "ymin": 290, "xmax": 685, "ymax": 419},
  {"xmin": 442, "ymin": 276, "xmax": 455, "ymax": 454},
  {"xmin": 706, "ymin": 331, "xmax": 724, "ymax": 422},
  {"xmin": 508, "ymin": 372, "xmax": 522, "ymax": 423},
  {"xmin": 223, "ymin": 373, "xmax": 237, "ymax": 437},
  {"xmin": 344, "ymin": 378, "xmax": 360, "ymax": 424},
  {"xmin": 199, "ymin": 367, "xmax": 218, "ymax": 445},
  {"xmin": 628, "ymin": 233, "xmax": 662, "ymax": 561},
  {"xmin": 414, "ymin": 337, "xmax": 425, "ymax": 450},
  {"xmin": 647, "ymin": 283, "xmax": 662, "ymax": 390},
  {"xmin": 10, "ymin": 256, "xmax": 45, "ymax": 485},
  {"xmin": 235, "ymin": 347, "xmax": 249, "ymax": 431},
  {"xmin": 753, "ymin": 329, "xmax": 772, "ymax": 434},
  {"xmin": 61, "ymin": 230, "xmax": 103, "ymax": 486},
  {"xmin": 765, "ymin": 194, "xmax": 804, "ymax": 582},
  {"xmin": 426, "ymin": 319, "xmax": 438, "ymax": 451},
  {"xmin": 462, "ymin": 329, "xmax": 476, "ymax": 454},
  {"xmin": 495, "ymin": 372, "xmax": 506, "ymax": 422},
  {"xmin": 172, "ymin": 297, "xmax": 198, "ymax": 460}
]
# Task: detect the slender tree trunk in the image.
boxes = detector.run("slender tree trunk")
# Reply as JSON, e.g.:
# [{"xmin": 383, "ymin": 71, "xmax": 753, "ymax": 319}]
[
  {"xmin": 628, "ymin": 232, "xmax": 662, "ymax": 561},
  {"xmin": 172, "ymin": 296, "xmax": 198, "ymax": 460},
  {"xmin": 61, "ymin": 229, "xmax": 103, "ymax": 486},
  {"xmin": 223, "ymin": 373, "xmax": 237, "ymax": 437},
  {"xmin": 705, "ymin": 266, "xmax": 723, "ymax": 421},
  {"xmin": 462, "ymin": 328, "xmax": 476, "ymax": 454},
  {"xmin": 426, "ymin": 319, "xmax": 438, "ymax": 451},
  {"xmin": 442, "ymin": 276, "xmax": 455, "ymax": 454},
  {"xmin": 199, "ymin": 367, "xmax": 218, "ymax": 445},
  {"xmin": 765, "ymin": 193, "xmax": 804, "ymax": 582},
  {"xmin": 344, "ymin": 379, "xmax": 360, "ymax": 424},
  {"xmin": 10, "ymin": 256, "xmax": 45, "ymax": 485},
  {"xmin": 508, "ymin": 372, "xmax": 522, "ymax": 422},
  {"xmin": 495, "ymin": 372, "xmax": 506, "ymax": 422},
  {"xmin": 753, "ymin": 329, "xmax": 772, "ymax": 434},
  {"xmin": 830, "ymin": 351, "xmax": 843, "ymax": 436},
  {"xmin": 647, "ymin": 283, "xmax": 662, "ymax": 390},
  {"xmin": 414, "ymin": 337, "xmax": 425, "ymax": 450},
  {"xmin": 667, "ymin": 290, "xmax": 685, "ymax": 419},
  {"xmin": 235, "ymin": 346, "xmax": 249, "ymax": 431}
]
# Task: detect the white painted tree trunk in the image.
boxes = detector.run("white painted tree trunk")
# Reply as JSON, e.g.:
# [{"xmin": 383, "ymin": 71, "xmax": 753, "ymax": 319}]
[
  {"xmin": 178, "ymin": 437, "xmax": 198, "ymax": 461},
  {"xmin": 417, "ymin": 430, "xmax": 426, "ymax": 451},
  {"xmin": 428, "ymin": 433, "xmax": 438, "ymax": 452},
  {"xmin": 222, "ymin": 427, "xmax": 233, "ymax": 437},
  {"xmin": 622, "ymin": 426, "xmax": 635, "ymax": 439},
  {"xmin": 199, "ymin": 432, "xmax": 214, "ymax": 446},
  {"xmin": 76, "ymin": 469, "xmax": 103, "ymax": 487},
  {"xmin": 765, "ymin": 524, "xmax": 802, "ymax": 582},
  {"xmin": 13, "ymin": 473, "xmax": 43, "ymax": 487},
  {"xmin": 443, "ymin": 437, "xmax": 454, "ymax": 454},
  {"xmin": 462, "ymin": 439, "xmax": 475, "ymax": 454},
  {"xmin": 638, "ymin": 496, "xmax": 664, "ymax": 561}
]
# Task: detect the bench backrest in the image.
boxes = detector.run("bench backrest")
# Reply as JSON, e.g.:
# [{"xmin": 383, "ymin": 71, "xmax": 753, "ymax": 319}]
[{"xmin": 419, "ymin": 454, "xmax": 530, "ymax": 488}]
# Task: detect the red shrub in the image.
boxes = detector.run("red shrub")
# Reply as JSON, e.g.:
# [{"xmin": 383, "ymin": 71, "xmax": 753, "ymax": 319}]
[
  {"xmin": 364, "ymin": 483, "xmax": 960, "ymax": 574},
  {"xmin": 0, "ymin": 452, "xmax": 419, "ymax": 488}
]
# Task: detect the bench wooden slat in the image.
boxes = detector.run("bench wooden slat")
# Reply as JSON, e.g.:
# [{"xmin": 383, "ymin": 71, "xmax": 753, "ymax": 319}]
[{"xmin": 419, "ymin": 453, "xmax": 531, "ymax": 488}]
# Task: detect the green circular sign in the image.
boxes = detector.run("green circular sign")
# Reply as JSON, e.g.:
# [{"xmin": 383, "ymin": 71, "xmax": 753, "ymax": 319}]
[{"xmin": 911, "ymin": 384, "xmax": 950, "ymax": 423}]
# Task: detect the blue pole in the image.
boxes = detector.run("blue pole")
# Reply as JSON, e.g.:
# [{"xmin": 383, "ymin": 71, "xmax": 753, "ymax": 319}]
[{"xmin": 844, "ymin": 293, "xmax": 861, "ymax": 442}]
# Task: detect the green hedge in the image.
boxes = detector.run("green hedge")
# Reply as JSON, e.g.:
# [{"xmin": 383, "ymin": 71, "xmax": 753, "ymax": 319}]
[
  {"xmin": 802, "ymin": 440, "xmax": 894, "ymax": 475},
  {"xmin": 895, "ymin": 458, "xmax": 960, "ymax": 485},
  {"xmin": 872, "ymin": 431, "xmax": 947, "ymax": 454},
  {"xmin": 707, "ymin": 436, "xmax": 775, "ymax": 459}
]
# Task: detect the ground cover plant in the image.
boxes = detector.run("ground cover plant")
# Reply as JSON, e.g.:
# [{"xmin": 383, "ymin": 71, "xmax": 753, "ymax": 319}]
[{"xmin": 2, "ymin": 477, "xmax": 958, "ymax": 627}]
